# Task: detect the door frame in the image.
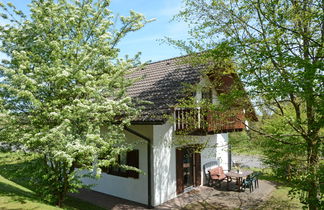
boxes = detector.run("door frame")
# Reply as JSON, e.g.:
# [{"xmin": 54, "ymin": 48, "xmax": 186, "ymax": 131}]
[{"xmin": 176, "ymin": 146, "xmax": 201, "ymax": 194}]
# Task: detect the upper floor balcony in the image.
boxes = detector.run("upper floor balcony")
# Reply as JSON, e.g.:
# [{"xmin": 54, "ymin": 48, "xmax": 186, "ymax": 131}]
[{"xmin": 173, "ymin": 107, "xmax": 245, "ymax": 135}]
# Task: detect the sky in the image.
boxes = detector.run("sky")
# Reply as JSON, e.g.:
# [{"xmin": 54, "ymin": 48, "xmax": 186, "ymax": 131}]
[{"xmin": 0, "ymin": 0, "xmax": 189, "ymax": 63}]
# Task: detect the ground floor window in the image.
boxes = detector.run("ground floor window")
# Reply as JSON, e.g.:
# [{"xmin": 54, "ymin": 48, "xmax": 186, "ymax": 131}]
[{"xmin": 101, "ymin": 149, "xmax": 139, "ymax": 179}]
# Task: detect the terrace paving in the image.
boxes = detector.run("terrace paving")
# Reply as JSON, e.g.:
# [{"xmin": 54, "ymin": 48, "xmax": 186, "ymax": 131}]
[{"xmin": 71, "ymin": 180, "xmax": 275, "ymax": 209}]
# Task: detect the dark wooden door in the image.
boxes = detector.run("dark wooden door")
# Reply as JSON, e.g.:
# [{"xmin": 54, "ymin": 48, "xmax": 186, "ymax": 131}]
[{"xmin": 176, "ymin": 147, "xmax": 201, "ymax": 194}]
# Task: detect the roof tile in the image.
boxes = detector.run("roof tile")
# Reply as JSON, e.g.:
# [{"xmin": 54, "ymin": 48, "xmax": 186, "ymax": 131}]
[{"xmin": 127, "ymin": 56, "xmax": 201, "ymax": 122}]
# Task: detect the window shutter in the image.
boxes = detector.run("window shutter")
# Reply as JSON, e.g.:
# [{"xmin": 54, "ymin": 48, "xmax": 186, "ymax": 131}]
[
  {"xmin": 127, "ymin": 150, "xmax": 139, "ymax": 179},
  {"xmin": 194, "ymin": 152, "xmax": 201, "ymax": 186}
]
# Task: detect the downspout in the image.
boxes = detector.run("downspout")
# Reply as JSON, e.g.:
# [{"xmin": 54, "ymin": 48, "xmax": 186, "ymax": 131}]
[
  {"xmin": 124, "ymin": 127, "xmax": 153, "ymax": 208},
  {"xmin": 228, "ymin": 144, "xmax": 232, "ymax": 171}
]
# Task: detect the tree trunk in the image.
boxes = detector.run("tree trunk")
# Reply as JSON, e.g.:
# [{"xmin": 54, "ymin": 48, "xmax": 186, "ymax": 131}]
[
  {"xmin": 287, "ymin": 163, "xmax": 291, "ymax": 181},
  {"xmin": 306, "ymin": 136, "xmax": 320, "ymax": 210},
  {"xmin": 56, "ymin": 192, "xmax": 64, "ymax": 208},
  {"xmin": 300, "ymin": 0, "xmax": 320, "ymax": 205}
]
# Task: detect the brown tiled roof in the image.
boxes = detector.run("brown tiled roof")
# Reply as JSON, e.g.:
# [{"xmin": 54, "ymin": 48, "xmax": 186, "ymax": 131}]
[{"xmin": 127, "ymin": 56, "xmax": 202, "ymax": 122}]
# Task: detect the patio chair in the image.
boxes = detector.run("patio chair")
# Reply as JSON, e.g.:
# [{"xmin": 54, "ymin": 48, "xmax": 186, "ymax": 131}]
[
  {"xmin": 242, "ymin": 177, "xmax": 254, "ymax": 192},
  {"xmin": 203, "ymin": 161, "xmax": 219, "ymax": 186},
  {"xmin": 251, "ymin": 172, "xmax": 261, "ymax": 188},
  {"xmin": 208, "ymin": 166, "xmax": 227, "ymax": 188}
]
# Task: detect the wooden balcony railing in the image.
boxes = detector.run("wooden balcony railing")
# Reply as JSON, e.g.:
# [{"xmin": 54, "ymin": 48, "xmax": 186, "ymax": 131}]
[
  {"xmin": 206, "ymin": 111, "xmax": 245, "ymax": 133},
  {"xmin": 174, "ymin": 107, "xmax": 202, "ymax": 132},
  {"xmin": 174, "ymin": 107, "xmax": 245, "ymax": 135}
]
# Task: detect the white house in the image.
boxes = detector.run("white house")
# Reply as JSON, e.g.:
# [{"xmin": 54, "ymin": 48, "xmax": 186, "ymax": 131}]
[{"xmin": 82, "ymin": 56, "xmax": 256, "ymax": 207}]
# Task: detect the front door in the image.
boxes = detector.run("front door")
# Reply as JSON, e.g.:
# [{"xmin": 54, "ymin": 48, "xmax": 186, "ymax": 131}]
[{"xmin": 176, "ymin": 147, "xmax": 201, "ymax": 194}]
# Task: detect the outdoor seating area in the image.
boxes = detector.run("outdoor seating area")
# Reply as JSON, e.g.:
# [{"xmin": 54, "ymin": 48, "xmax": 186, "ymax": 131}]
[
  {"xmin": 204, "ymin": 162, "xmax": 261, "ymax": 193},
  {"xmin": 225, "ymin": 170, "xmax": 261, "ymax": 192}
]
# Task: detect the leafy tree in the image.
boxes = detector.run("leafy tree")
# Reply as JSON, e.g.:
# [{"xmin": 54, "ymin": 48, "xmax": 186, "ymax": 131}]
[
  {"xmin": 171, "ymin": 0, "xmax": 323, "ymax": 208},
  {"xmin": 258, "ymin": 104, "xmax": 324, "ymax": 207},
  {"xmin": 0, "ymin": 0, "xmax": 151, "ymax": 206},
  {"xmin": 260, "ymin": 105, "xmax": 309, "ymax": 179}
]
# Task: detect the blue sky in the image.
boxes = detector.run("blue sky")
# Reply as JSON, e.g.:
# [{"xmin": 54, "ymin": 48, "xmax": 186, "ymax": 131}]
[{"xmin": 1, "ymin": 0, "xmax": 189, "ymax": 63}]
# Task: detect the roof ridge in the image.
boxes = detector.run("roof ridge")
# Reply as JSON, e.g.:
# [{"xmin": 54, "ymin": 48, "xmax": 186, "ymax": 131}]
[{"xmin": 144, "ymin": 54, "xmax": 190, "ymax": 65}]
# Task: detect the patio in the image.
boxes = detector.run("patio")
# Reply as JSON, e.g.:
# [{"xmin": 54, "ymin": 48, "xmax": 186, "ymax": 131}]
[
  {"xmin": 71, "ymin": 179, "xmax": 276, "ymax": 209},
  {"xmin": 158, "ymin": 180, "xmax": 275, "ymax": 209}
]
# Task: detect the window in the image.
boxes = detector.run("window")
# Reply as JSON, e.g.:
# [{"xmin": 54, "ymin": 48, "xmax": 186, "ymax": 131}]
[
  {"xmin": 101, "ymin": 150, "xmax": 139, "ymax": 179},
  {"xmin": 202, "ymin": 88, "xmax": 212, "ymax": 103}
]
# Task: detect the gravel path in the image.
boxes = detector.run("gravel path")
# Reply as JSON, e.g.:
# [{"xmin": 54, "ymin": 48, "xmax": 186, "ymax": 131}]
[{"xmin": 232, "ymin": 153, "xmax": 266, "ymax": 169}]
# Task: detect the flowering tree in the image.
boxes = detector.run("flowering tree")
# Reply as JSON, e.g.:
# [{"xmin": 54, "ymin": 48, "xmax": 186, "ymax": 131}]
[{"xmin": 0, "ymin": 0, "xmax": 151, "ymax": 206}]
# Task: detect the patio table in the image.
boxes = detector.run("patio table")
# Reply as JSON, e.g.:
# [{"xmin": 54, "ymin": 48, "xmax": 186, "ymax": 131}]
[{"xmin": 225, "ymin": 170, "xmax": 253, "ymax": 192}]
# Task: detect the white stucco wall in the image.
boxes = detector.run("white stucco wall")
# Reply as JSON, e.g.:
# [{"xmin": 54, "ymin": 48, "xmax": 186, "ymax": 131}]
[
  {"xmin": 192, "ymin": 133, "xmax": 229, "ymax": 185},
  {"xmin": 81, "ymin": 121, "xmax": 229, "ymax": 207},
  {"xmin": 151, "ymin": 122, "xmax": 230, "ymax": 206},
  {"xmin": 152, "ymin": 123, "xmax": 177, "ymax": 206},
  {"xmin": 81, "ymin": 125, "xmax": 152, "ymax": 205},
  {"xmin": 215, "ymin": 133, "xmax": 229, "ymax": 171}
]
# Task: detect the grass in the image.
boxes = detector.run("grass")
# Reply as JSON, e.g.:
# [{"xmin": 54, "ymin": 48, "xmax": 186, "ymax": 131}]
[
  {"xmin": 249, "ymin": 168, "xmax": 303, "ymax": 209},
  {"xmin": 0, "ymin": 174, "xmax": 58, "ymax": 210},
  {"xmin": 0, "ymin": 151, "xmax": 105, "ymax": 210},
  {"xmin": 257, "ymin": 185, "xmax": 303, "ymax": 210}
]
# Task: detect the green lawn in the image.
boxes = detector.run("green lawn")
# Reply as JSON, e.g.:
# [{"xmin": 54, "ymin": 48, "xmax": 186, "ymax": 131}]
[
  {"xmin": 254, "ymin": 168, "xmax": 303, "ymax": 209},
  {"xmin": 0, "ymin": 151, "xmax": 104, "ymax": 210},
  {"xmin": 0, "ymin": 174, "xmax": 59, "ymax": 210},
  {"xmin": 257, "ymin": 185, "xmax": 303, "ymax": 210}
]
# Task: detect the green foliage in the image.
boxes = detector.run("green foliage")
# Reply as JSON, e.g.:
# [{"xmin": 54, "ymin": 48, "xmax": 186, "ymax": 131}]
[
  {"xmin": 258, "ymin": 105, "xmax": 324, "ymax": 207},
  {"xmin": 173, "ymin": 0, "xmax": 323, "ymax": 209},
  {"xmin": 260, "ymin": 106, "xmax": 306, "ymax": 173},
  {"xmin": 0, "ymin": 0, "xmax": 151, "ymax": 206}
]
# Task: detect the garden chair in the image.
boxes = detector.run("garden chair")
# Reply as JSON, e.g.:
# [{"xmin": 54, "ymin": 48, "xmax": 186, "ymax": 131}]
[
  {"xmin": 208, "ymin": 166, "xmax": 227, "ymax": 188},
  {"xmin": 203, "ymin": 161, "xmax": 219, "ymax": 186},
  {"xmin": 242, "ymin": 177, "xmax": 254, "ymax": 192},
  {"xmin": 251, "ymin": 172, "xmax": 261, "ymax": 188}
]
